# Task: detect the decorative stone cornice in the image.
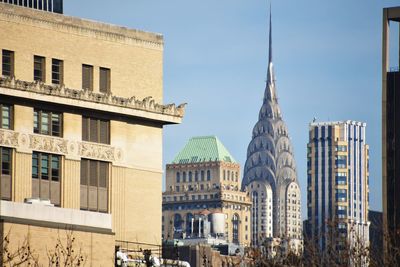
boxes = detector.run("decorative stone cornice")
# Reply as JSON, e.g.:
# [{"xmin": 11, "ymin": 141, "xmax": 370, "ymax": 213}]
[
  {"xmin": 0, "ymin": 128, "xmax": 123, "ymax": 164},
  {"xmin": 0, "ymin": 77, "xmax": 186, "ymax": 120},
  {"xmin": 0, "ymin": 3, "xmax": 163, "ymax": 50}
]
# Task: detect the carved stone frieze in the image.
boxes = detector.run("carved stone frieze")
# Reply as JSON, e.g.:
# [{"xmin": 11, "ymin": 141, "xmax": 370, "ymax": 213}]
[
  {"xmin": 0, "ymin": 130, "xmax": 123, "ymax": 163},
  {"xmin": 0, "ymin": 76, "xmax": 186, "ymax": 118},
  {"xmin": 29, "ymin": 135, "xmax": 68, "ymax": 154},
  {"xmin": 0, "ymin": 129, "xmax": 19, "ymax": 147},
  {"xmin": 79, "ymin": 142, "xmax": 115, "ymax": 162}
]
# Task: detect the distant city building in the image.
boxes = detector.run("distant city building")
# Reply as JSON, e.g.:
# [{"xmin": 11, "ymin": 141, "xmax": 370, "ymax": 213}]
[
  {"xmin": 382, "ymin": 6, "xmax": 400, "ymax": 257},
  {"xmin": 162, "ymin": 136, "xmax": 251, "ymax": 247},
  {"xmin": 307, "ymin": 121, "xmax": 370, "ymax": 260},
  {"xmin": 0, "ymin": 3, "xmax": 184, "ymax": 265},
  {"xmin": 369, "ymin": 210, "xmax": 383, "ymax": 264},
  {"xmin": 0, "ymin": 0, "xmax": 63, "ymax": 13},
  {"xmin": 241, "ymin": 11, "xmax": 302, "ymax": 250}
]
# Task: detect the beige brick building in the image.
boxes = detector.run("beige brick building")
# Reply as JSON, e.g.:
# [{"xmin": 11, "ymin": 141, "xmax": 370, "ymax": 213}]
[
  {"xmin": 162, "ymin": 136, "xmax": 251, "ymax": 247},
  {"xmin": 0, "ymin": 2, "xmax": 184, "ymax": 265}
]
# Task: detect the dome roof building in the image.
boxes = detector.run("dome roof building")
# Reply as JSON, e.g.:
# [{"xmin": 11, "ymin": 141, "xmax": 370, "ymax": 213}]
[{"xmin": 242, "ymin": 9, "xmax": 302, "ymax": 247}]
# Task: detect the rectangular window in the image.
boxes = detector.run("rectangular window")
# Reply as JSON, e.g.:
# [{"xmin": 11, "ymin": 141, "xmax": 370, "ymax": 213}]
[
  {"xmin": 82, "ymin": 64, "xmax": 93, "ymax": 90},
  {"xmin": 34, "ymin": 109, "xmax": 62, "ymax": 137},
  {"xmin": 34, "ymin": 55, "xmax": 45, "ymax": 82},
  {"xmin": 99, "ymin": 67, "xmax": 110, "ymax": 93},
  {"xmin": 0, "ymin": 147, "xmax": 12, "ymax": 200},
  {"xmin": 2, "ymin": 50, "xmax": 14, "ymax": 77},
  {"xmin": 82, "ymin": 116, "xmax": 110, "ymax": 144},
  {"xmin": 80, "ymin": 159, "xmax": 109, "ymax": 212},
  {"xmin": 0, "ymin": 104, "xmax": 12, "ymax": 130},
  {"xmin": 51, "ymin": 58, "xmax": 63, "ymax": 85},
  {"xmin": 31, "ymin": 152, "xmax": 61, "ymax": 206}
]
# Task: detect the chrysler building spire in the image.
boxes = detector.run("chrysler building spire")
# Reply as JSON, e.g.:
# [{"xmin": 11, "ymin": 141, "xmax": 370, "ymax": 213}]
[{"xmin": 242, "ymin": 4, "xmax": 302, "ymax": 246}]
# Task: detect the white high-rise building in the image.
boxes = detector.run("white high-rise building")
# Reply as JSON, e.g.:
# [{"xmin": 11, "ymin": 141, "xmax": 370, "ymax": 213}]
[{"xmin": 241, "ymin": 10, "xmax": 302, "ymax": 252}]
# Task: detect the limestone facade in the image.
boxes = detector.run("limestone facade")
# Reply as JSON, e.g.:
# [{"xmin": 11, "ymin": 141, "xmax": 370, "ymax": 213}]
[
  {"xmin": 0, "ymin": 3, "xmax": 184, "ymax": 264},
  {"xmin": 162, "ymin": 137, "xmax": 251, "ymax": 246}
]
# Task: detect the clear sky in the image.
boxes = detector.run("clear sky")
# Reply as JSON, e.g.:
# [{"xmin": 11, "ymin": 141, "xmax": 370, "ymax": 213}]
[{"xmin": 66, "ymin": 0, "xmax": 400, "ymax": 218}]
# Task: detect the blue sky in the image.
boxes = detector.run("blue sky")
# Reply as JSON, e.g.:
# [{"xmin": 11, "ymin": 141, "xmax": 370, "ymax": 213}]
[{"xmin": 66, "ymin": 0, "xmax": 400, "ymax": 218}]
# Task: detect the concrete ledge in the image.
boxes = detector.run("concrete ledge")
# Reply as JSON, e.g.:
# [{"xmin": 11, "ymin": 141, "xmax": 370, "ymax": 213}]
[{"xmin": 0, "ymin": 200, "xmax": 112, "ymax": 232}]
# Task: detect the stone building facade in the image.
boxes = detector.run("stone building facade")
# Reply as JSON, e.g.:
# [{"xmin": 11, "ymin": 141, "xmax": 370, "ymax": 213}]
[
  {"xmin": 162, "ymin": 136, "xmax": 251, "ymax": 246},
  {"xmin": 0, "ymin": 3, "xmax": 184, "ymax": 265}
]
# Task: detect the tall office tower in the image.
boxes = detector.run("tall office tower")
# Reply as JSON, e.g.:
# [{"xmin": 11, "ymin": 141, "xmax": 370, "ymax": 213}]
[
  {"xmin": 307, "ymin": 121, "xmax": 370, "ymax": 259},
  {"xmin": 241, "ymin": 11, "xmax": 302, "ymax": 251},
  {"xmin": 0, "ymin": 3, "xmax": 184, "ymax": 265},
  {"xmin": 162, "ymin": 136, "xmax": 252, "ymax": 247},
  {"xmin": 382, "ymin": 6, "xmax": 400, "ymax": 258},
  {"xmin": 0, "ymin": 0, "xmax": 63, "ymax": 13}
]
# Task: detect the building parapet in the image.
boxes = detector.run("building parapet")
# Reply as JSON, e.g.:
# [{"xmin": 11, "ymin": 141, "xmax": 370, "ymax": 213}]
[
  {"xmin": 0, "ymin": 77, "xmax": 186, "ymax": 124},
  {"xmin": 0, "ymin": 200, "xmax": 112, "ymax": 233},
  {"xmin": 0, "ymin": 2, "xmax": 163, "ymax": 50}
]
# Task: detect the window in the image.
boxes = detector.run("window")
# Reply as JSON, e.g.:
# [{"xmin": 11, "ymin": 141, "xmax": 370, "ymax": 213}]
[
  {"xmin": 34, "ymin": 55, "xmax": 45, "ymax": 82},
  {"xmin": 32, "ymin": 152, "xmax": 61, "ymax": 206},
  {"xmin": 188, "ymin": 171, "xmax": 192, "ymax": 182},
  {"xmin": 0, "ymin": 104, "xmax": 12, "ymax": 129},
  {"xmin": 232, "ymin": 214, "xmax": 240, "ymax": 244},
  {"xmin": 2, "ymin": 50, "xmax": 14, "ymax": 77},
  {"xmin": 82, "ymin": 116, "xmax": 109, "ymax": 144},
  {"xmin": 51, "ymin": 58, "xmax": 63, "ymax": 85},
  {"xmin": 80, "ymin": 159, "xmax": 109, "ymax": 212},
  {"xmin": 34, "ymin": 110, "xmax": 62, "ymax": 136},
  {"xmin": 0, "ymin": 147, "xmax": 12, "ymax": 200},
  {"xmin": 176, "ymin": 172, "xmax": 180, "ymax": 183},
  {"xmin": 82, "ymin": 64, "xmax": 93, "ymax": 90},
  {"xmin": 207, "ymin": 170, "xmax": 211, "ymax": 181},
  {"xmin": 99, "ymin": 67, "xmax": 110, "ymax": 93}
]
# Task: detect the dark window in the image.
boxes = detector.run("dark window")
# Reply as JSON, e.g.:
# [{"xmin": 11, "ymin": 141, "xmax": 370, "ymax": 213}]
[
  {"xmin": 0, "ymin": 104, "xmax": 12, "ymax": 129},
  {"xmin": 34, "ymin": 110, "xmax": 62, "ymax": 136},
  {"xmin": 80, "ymin": 159, "xmax": 109, "ymax": 212},
  {"xmin": 51, "ymin": 58, "xmax": 63, "ymax": 85},
  {"xmin": 82, "ymin": 64, "xmax": 93, "ymax": 90},
  {"xmin": 99, "ymin": 67, "xmax": 110, "ymax": 93},
  {"xmin": 232, "ymin": 214, "xmax": 240, "ymax": 244},
  {"xmin": 2, "ymin": 50, "xmax": 14, "ymax": 77},
  {"xmin": 34, "ymin": 55, "xmax": 45, "ymax": 82},
  {"xmin": 0, "ymin": 147, "xmax": 12, "ymax": 200},
  {"xmin": 82, "ymin": 116, "xmax": 109, "ymax": 144},
  {"xmin": 32, "ymin": 152, "xmax": 61, "ymax": 205},
  {"xmin": 176, "ymin": 172, "xmax": 180, "ymax": 183},
  {"xmin": 207, "ymin": 170, "xmax": 211, "ymax": 181}
]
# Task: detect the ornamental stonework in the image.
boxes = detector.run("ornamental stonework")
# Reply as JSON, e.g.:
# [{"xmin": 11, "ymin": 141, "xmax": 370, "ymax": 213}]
[
  {"xmin": 79, "ymin": 142, "xmax": 115, "ymax": 162},
  {"xmin": 0, "ymin": 129, "xmax": 19, "ymax": 147},
  {"xmin": 0, "ymin": 76, "xmax": 186, "ymax": 118},
  {"xmin": 29, "ymin": 135, "xmax": 68, "ymax": 154}
]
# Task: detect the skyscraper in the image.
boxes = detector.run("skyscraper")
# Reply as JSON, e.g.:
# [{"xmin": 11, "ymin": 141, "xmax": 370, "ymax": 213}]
[
  {"xmin": 162, "ymin": 136, "xmax": 251, "ymax": 246},
  {"xmin": 0, "ymin": 0, "xmax": 63, "ymax": 13},
  {"xmin": 241, "ymin": 10, "xmax": 302, "ymax": 249},
  {"xmin": 382, "ymin": 6, "xmax": 400, "ymax": 257},
  {"xmin": 307, "ymin": 121, "xmax": 370, "ymax": 257}
]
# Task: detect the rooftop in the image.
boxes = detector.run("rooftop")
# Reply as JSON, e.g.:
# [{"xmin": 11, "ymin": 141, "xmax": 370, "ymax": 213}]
[{"xmin": 171, "ymin": 136, "xmax": 237, "ymax": 164}]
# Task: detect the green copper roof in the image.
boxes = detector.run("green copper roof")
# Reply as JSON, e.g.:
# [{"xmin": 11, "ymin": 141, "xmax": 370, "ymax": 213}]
[{"xmin": 172, "ymin": 136, "xmax": 237, "ymax": 164}]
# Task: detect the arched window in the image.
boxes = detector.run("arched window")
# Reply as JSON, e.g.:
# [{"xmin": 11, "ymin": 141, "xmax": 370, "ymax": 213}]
[
  {"xmin": 176, "ymin": 172, "xmax": 180, "ymax": 183},
  {"xmin": 188, "ymin": 171, "xmax": 192, "ymax": 182},
  {"xmin": 207, "ymin": 170, "xmax": 211, "ymax": 181},
  {"xmin": 183, "ymin": 172, "xmax": 187, "ymax": 182},
  {"xmin": 201, "ymin": 170, "xmax": 205, "ymax": 181},
  {"xmin": 186, "ymin": 213, "xmax": 194, "ymax": 236},
  {"xmin": 195, "ymin": 171, "xmax": 199, "ymax": 182},
  {"xmin": 227, "ymin": 171, "xmax": 230, "ymax": 181},
  {"xmin": 223, "ymin": 170, "xmax": 226, "ymax": 180},
  {"xmin": 232, "ymin": 214, "xmax": 240, "ymax": 244}
]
